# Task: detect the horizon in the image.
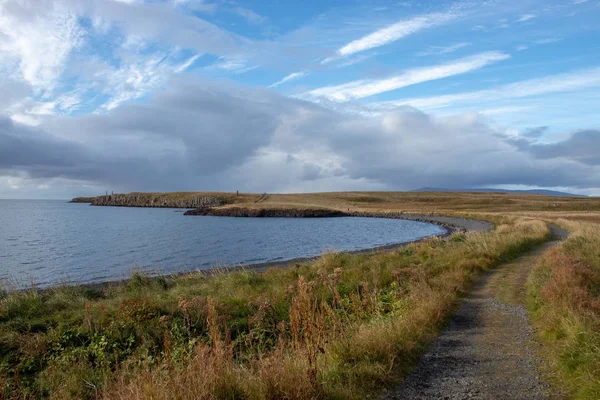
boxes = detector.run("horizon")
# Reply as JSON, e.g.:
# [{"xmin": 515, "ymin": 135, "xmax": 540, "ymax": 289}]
[
  {"xmin": 1, "ymin": 187, "xmax": 596, "ymax": 201},
  {"xmin": 1, "ymin": 0, "xmax": 599, "ymax": 199}
]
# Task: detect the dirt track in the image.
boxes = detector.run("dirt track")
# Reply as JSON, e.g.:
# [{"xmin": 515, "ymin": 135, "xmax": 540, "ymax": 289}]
[{"xmin": 383, "ymin": 225, "xmax": 568, "ymax": 400}]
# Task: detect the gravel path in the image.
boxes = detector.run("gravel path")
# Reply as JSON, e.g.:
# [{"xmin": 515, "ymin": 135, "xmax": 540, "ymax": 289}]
[{"xmin": 383, "ymin": 224, "xmax": 568, "ymax": 400}]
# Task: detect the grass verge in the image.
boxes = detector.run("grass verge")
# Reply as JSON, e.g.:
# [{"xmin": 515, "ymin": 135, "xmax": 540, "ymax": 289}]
[
  {"xmin": 528, "ymin": 220, "xmax": 600, "ymax": 399},
  {"xmin": 1, "ymin": 218, "xmax": 549, "ymax": 399}
]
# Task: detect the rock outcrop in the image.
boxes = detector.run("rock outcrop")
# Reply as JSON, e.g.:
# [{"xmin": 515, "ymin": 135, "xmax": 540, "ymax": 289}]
[
  {"xmin": 184, "ymin": 207, "xmax": 347, "ymax": 218},
  {"xmin": 81, "ymin": 194, "xmax": 224, "ymax": 208},
  {"xmin": 183, "ymin": 208, "xmax": 493, "ymax": 233},
  {"xmin": 69, "ymin": 197, "xmax": 96, "ymax": 203}
]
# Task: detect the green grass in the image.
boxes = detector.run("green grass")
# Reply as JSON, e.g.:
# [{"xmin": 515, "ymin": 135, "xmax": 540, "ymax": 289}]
[{"xmin": 0, "ymin": 218, "xmax": 550, "ymax": 399}]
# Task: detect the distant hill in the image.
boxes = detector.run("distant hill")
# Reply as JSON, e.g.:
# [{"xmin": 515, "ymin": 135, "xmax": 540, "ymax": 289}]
[{"xmin": 412, "ymin": 187, "xmax": 586, "ymax": 197}]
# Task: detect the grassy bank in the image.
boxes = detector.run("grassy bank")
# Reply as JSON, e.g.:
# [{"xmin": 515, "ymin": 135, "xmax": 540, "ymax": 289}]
[
  {"xmin": 528, "ymin": 220, "xmax": 600, "ymax": 399},
  {"xmin": 1, "ymin": 218, "xmax": 549, "ymax": 399},
  {"xmin": 73, "ymin": 190, "xmax": 600, "ymax": 213}
]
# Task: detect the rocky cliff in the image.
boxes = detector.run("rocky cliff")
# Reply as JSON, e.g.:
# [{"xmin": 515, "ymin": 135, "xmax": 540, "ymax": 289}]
[{"xmin": 72, "ymin": 194, "xmax": 225, "ymax": 208}]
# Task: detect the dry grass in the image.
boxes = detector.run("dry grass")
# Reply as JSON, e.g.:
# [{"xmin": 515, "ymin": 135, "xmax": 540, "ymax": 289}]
[
  {"xmin": 7, "ymin": 190, "xmax": 600, "ymax": 399},
  {"xmin": 103, "ymin": 219, "xmax": 549, "ymax": 400},
  {"xmin": 256, "ymin": 191, "xmax": 600, "ymax": 213},
  {"xmin": 528, "ymin": 220, "xmax": 600, "ymax": 399},
  {"xmin": 76, "ymin": 191, "xmax": 600, "ymax": 214},
  {"xmin": 0, "ymin": 217, "xmax": 549, "ymax": 399}
]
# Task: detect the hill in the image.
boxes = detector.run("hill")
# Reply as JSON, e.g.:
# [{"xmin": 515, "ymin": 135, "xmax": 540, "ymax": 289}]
[{"xmin": 413, "ymin": 187, "xmax": 585, "ymax": 197}]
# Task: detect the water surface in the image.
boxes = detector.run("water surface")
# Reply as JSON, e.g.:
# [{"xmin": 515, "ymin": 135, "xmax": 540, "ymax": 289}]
[{"xmin": 0, "ymin": 200, "xmax": 445, "ymax": 288}]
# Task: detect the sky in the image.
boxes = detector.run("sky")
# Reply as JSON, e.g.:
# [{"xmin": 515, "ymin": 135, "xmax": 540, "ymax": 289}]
[{"xmin": 1, "ymin": 0, "xmax": 599, "ymax": 199}]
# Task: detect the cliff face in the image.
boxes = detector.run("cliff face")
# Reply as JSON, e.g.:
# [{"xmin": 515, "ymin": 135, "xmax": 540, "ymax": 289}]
[
  {"xmin": 73, "ymin": 194, "xmax": 225, "ymax": 208},
  {"xmin": 69, "ymin": 197, "xmax": 97, "ymax": 203}
]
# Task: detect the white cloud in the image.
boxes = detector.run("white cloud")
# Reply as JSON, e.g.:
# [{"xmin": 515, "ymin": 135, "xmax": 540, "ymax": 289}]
[
  {"xmin": 374, "ymin": 67, "xmax": 600, "ymax": 110},
  {"xmin": 323, "ymin": 11, "xmax": 459, "ymax": 63},
  {"xmin": 99, "ymin": 47, "xmax": 204, "ymax": 111},
  {"xmin": 232, "ymin": 7, "xmax": 265, "ymax": 25},
  {"xmin": 4, "ymin": 80, "xmax": 600, "ymax": 198},
  {"xmin": 304, "ymin": 52, "xmax": 510, "ymax": 102},
  {"xmin": 84, "ymin": 0, "xmax": 242, "ymax": 57},
  {"xmin": 269, "ymin": 72, "xmax": 307, "ymax": 88},
  {"xmin": 0, "ymin": 1, "xmax": 85, "ymax": 91},
  {"xmin": 212, "ymin": 56, "xmax": 258, "ymax": 74},
  {"xmin": 173, "ymin": 53, "xmax": 202, "ymax": 73},
  {"xmin": 515, "ymin": 37, "xmax": 562, "ymax": 53},
  {"xmin": 5, "ymin": 87, "xmax": 85, "ymax": 126},
  {"xmin": 517, "ymin": 14, "xmax": 537, "ymax": 22},
  {"xmin": 332, "ymin": 53, "xmax": 377, "ymax": 68},
  {"xmin": 175, "ymin": 0, "xmax": 218, "ymax": 14},
  {"xmin": 480, "ymin": 105, "xmax": 537, "ymax": 116},
  {"xmin": 534, "ymin": 37, "xmax": 563, "ymax": 45},
  {"xmin": 416, "ymin": 42, "xmax": 470, "ymax": 57},
  {"xmin": 100, "ymin": 62, "xmax": 162, "ymax": 110}
]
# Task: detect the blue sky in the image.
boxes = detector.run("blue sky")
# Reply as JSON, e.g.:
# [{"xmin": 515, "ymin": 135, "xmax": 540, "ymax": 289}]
[{"xmin": 1, "ymin": 0, "xmax": 599, "ymax": 198}]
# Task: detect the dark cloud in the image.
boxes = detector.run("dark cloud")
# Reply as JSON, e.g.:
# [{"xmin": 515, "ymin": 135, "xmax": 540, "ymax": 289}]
[
  {"xmin": 1, "ymin": 78, "xmax": 280, "ymax": 191},
  {"xmin": 301, "ymin": 163, "xmax": 324, "ymax": 181},
  {"xmin": 522, "ymin": 126, "xmax": 548, "ymax": 139},
  {"xmin": 280, "ymin": 109, "xmax": 599, "ymax": 190},
  {"xmin": 526, "ymin": 130, "xmax": 600, "ymax": 165},
  {"xmin": 1, "ymin": 77, "xmax": 600, "ymax": 196},
  {"xmin": 0, "ymin": 117, "xmax": 91, "ymax": 172}
]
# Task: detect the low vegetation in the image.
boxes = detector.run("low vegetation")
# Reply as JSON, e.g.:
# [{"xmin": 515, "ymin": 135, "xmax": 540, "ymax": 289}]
[
  {"xmin": 72, "ymin": 190, "xmax": 600, "ymax": 213},
  {"xmin": 0, "ymin": 218, "xmax": 550, "ymax": 399},
  {"xmin": 528, "ymin": 220, "xmax": 600, "ymax": 399}
]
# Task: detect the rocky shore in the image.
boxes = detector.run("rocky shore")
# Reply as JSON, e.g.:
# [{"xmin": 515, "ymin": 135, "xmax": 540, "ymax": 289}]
[
  {"xmin": 184, "ymin": 206, "xmax": 347, "ymax": 218},
  {"xmin": 346, "ymin": 211, "xmax": 493, "ymax": 233},
  {"xmin": 183, "ymin": 206, "xmax": 493, "ymax": 233},
  {"xmin": 72, "ymin": 194, "xmax": 225, "ymax": 208},
  {"xmin": 69, "ymin": 197, "xmax": 97, "ymax": 203},
  {"xmin": 71, "ymin": 193, "xmax": 493, "ymax": 233}
]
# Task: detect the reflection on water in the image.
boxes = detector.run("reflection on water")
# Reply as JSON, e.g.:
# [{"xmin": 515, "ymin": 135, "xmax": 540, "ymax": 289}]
[{"xmin": 0, "ymin": 200, "xmax": 445, "ymax": 288}]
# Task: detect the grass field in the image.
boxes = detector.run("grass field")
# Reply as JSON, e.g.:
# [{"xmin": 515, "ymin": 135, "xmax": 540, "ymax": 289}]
[
  {"xmin": 75, "ymin": 190, "xmax": 600, "ymax": 213},
  {"xmin": 3, "ymin": 191, "xmax": 600, "ymax": 399}
]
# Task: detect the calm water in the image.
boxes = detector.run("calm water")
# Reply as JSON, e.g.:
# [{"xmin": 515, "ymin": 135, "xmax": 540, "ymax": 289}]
[{"xmin": 0, "ymin": 200, "xmax": 445, "ymax": 288}]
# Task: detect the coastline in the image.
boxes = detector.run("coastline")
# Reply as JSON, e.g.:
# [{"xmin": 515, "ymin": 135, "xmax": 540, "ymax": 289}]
[
  {"xmin": 35, "ymin": 213, "xmax": 493, "ymax": 292},
  {"xmin": 209, "ymin": 223, "xmax": 453, "ymax": 275},
  {"xmin": 151, "ymin": 213, "xmax": 492, "ymax": 275}
]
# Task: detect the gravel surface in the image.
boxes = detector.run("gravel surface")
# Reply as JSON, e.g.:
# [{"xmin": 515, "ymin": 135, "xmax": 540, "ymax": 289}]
[
  {"xmin": 383, "ymin": 225, "xmax": 568, "ymax": 400},
  {"xmin": 348, "ymin": 212, "xmax": 494, "ymax": 233}
]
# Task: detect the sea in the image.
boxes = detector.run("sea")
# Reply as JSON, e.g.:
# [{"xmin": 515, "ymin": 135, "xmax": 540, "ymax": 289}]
[{"xmin": 0, "ymin": 200, "xmax": 445, "ymax": 288}]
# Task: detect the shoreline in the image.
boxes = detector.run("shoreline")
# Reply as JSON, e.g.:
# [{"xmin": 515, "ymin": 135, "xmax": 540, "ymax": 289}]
[
  {"xmin": 30, "ymin": 213, "xmax": 493, "ymax": 292},
  {"xmin": 208, "ymin": 224, "xmax": 454, "ymax": 275},
  {"xmin": 53, "ymin": 224, "xmax": 452, "ymax": 293}
]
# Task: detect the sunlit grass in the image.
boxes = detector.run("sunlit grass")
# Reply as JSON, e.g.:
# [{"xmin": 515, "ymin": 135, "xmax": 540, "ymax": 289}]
[
  {"xmin": 74, "ymin": 190, "xmax": 600, "ymax": 213},
  {"xmin": 0, "ymin": 218, "xmax": 550, "ymax": 399},
  {"xmin": 528, "ymin": 220, "xmax": 600, "ymax": 399}
]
